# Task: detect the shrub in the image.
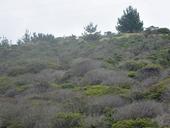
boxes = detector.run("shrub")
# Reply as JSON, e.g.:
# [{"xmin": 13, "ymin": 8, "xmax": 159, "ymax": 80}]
[
  {"xmin": 155, "ymin": 114, "xmax": 170, "ymax": 128},
  {"xmin": 128, "ymin": 71, "xmax": 137, "ymax": 78},
  {"xmin": 121, "ymin": 60, "xmax": 147, "ymax": 71},
  {"xmin": 32, "ymin": 80, "xmax": 50, "ymax": 93},
  {"xmin": 82, "ymin": 68, "xmax": 133, "ymax": 86},
  {"xmin": 0, "ymin": 103, "xmax": 24, "ymax": 128},
  {"xmin": 83, "ymin": 85, "xmax": 110, "ymax": 96},
  {"xmin": 26, "ymin": 63, "xmax": 47, "ymax": 74},
  {"xmin": 112, "ymin": 118, "xmax": 158, "ymax": 128},
  {"xmin": 51, "ymin": 112, "xmax": 83, "ymax": 128},
  {"xmin": 150, "ymin": 49, "xmax": 170, "ymax": 67},
  {"xmin": 85, "ymin": 95, "xmax": 129, "ymax": 116},
  {"xmin": 143, "ymin": 77, "xmax": 170, "ymax": 101},
  {"xmin": 70, "ymin": 58, "xmax": 101, "ymax": 77},
  {"xmin": 113, "ymin": 101, "xmax": 164, "ymax": 120},
  {"xmin": 5, "ymin": 120, "xmax": 24, "ymax": 128},
  {"xmin": 8, "ymin": 63, "xmax": 47, "ymax": 76},
  {"xmin": 83, "ymin": 33, "xmax": 101, "ymax": 41},
  {"xmin": 158, "ymin": 49, "xmax": 170, "ymax": 67},
  {"xmin": 161, "ymin": 88, "xmax": 170, "ymax": 103},
  {"xmin": 81, "ymin": 85, "xmax": 130, "ymax": 96},
  {"xmin": 53, "ymin": 89, "xmax": 87, "ymax": 113},
  {"xmin": 141, "ymin": 64, "xmax": 161, "ymax": 73},
  {"xmin": 82, "ymin": 23, "xmax": 101, "ymax": 41},
  {"xmin": 83, "ymin": 116, "xmax": 105, "ymax": 128},
  {"xmin": 157, "ymin": 28, "xmax": 170, "ymax": 34},
  {"xmin": 137, "ymin": 64, "xmax": 161, "ymax": 80},
  {"xmin": 8, "ymin": 67, "xmax": 27, "ymax": 76},
  {"xmin": 143, "ymin": 84, "xmax": 166, "ymax": 100},
  {"xmin": 0, "ymin": 76, "xmax": 13, "ymax": 94}
]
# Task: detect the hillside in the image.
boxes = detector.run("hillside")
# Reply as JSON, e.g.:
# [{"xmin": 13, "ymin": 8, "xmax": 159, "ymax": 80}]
[{"xmin": 0, "ymin": 33, "xmax": 170, "ymax": 128}]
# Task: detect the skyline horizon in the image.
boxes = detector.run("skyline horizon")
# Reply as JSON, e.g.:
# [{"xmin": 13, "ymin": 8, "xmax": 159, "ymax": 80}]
[{"xmin": 0, "ymin": 0, "xmax": 170, "ymax": 42}]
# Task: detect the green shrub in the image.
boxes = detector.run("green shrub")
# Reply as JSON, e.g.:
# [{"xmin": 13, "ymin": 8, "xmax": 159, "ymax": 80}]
[
  {"xmin": 121, "ymin": 60, "xmax": 147, "ymax": 71},
  {"xmin": 51, "ymin": 112, "xmax": 83, "ymax": 128},
  {"xmin": 141, "ymin": 64, "xmax": 162, "ymax": 73},
  {"xmin": 61, "ymin": 83, "xmax": 75, "ymax": 89},
  {"xmin": 157, "ymin": 28, "xmax": 170, "ymax": 34},
  {"xmin": 143, "ymin": 77, "xmax": 170, "ymax": 100},
  {"xmin": 81, "ymin": 85, "xmax": 130, "ymax": 96},
  {"xmin": 0, "ymin": 119, "xmax": 24, "ymax": 128},
  {"xmin": 144, "ymin": 84, "xmax": 166, "ymax": 100},
  {"xmin": 82, "ymin": 33, "xmax": 101, "ymax": 41},
  {"xmin": 106, "ymin": 53, "xmax": 122, "ymax": 66},
  {"xmin": 7, "ymin": 121, "xmax": 24, "ymax": 128},
  {"xmin": 112, "ymin": 118, "xmax": 158, "ymax": 128},
  {"xmin": 161, "ymin": 34, "xmax": 170, "ymax": 40},
  {"xmin": 84, "ymin": 85, "xmax": 110, "ymax": 96},
  {"xmin": 137, "ymin": 64, "xmax": 162, "ymax": 80},
  {"xmin": 0, "ymin": 76, "xmax": 13, "ymax": 93},
  {"xmin": 8, "ymin": 67, "xmax": 27, "ymax": 76},
  {"xmin": 8, "ymin": 63, "xmax": 47, "ymax": 76},
  {"xmin": 26, "ymin": 63, "xmax": 47, "ymax": 73},
  {"xmin": 15, "ymin": 85, "xmax": 29, "ymax": 92},
  {"xmin": 150, "ymin": 49, "xmax": 170, "ymax": 67},
  {"xmin": 158, "ymin": 49, "xmax": 170, "ymax": 67},
  {"xmin": 128, "ymin": 71, "xmax": 137, "ymax": 78}
]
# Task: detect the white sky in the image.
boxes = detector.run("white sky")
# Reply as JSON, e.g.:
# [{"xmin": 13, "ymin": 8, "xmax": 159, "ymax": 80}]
[{"xmin": 0, "ymin": 0, "xmax": 170, "ymax": 42}]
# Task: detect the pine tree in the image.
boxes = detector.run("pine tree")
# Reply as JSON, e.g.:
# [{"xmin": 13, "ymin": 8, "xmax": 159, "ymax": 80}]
[{"xmin": 116, "ymin": 6, "xmax": 143, "ymax": 33}]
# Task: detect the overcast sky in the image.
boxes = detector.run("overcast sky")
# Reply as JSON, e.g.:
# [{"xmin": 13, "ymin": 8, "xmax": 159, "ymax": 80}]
[{"xmin": 0, "ymin": 0, "xmax": 170, "ymax": 42}]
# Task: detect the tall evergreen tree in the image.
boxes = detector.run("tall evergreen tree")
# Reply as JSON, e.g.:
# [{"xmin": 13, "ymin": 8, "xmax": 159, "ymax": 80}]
[{"xmin": 116, "ymin": 6, "xmax": 143, "ymax": 33}]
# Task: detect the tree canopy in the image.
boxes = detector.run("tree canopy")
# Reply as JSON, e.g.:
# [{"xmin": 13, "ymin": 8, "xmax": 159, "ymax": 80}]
[{"xmin": 116, "ymin": 6, "xmax": 143, "ymax": 33}]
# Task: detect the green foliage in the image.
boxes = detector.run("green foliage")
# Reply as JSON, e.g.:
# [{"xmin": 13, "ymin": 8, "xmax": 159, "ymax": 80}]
[
  {"xmin": 26, "ymin": 63, "xmax": 47, "ymax": 73},
  {"xmin": 1, "ymin": 27, "xmax": 170, "ymax": 128},
  {"xmin": 161, "ymin": 34, "xmax": 170, "ymax": 40},
  {"xmin": 82, "ymin": 23, "xmax": 101, "ymax": 41},
  {"xmin": 84, "ymin": 23, "xmax": 98, "ymax": 34},
  {"xmin": 140, "ymin": 64, "xmax": 162, "ymax": 73},
  {"xmin": 112, "ymin": 118, "xmax": 158, "ymax": 128},
  {"xmin": 143, "ymin": 64, "xmax": 162, "ymax": 71},
  {"xmin": 128, "ymin": 71, "xmax": 137, "ymax": 78},
  {"xmin": 81, "ymin": 85, "xmax": 130, "ymax": 96},
  {"xmin": 8, "ymin": 63, "xmax": 47, "ymax": 76},
  {"xmin": 151, "ymin": 49, "xmax": 170, "ymax": 67},
  {"xmin": 106, "ymin": 53, "xmax": 122, "ymax": 66},
  {"xmin": 121, "ymin": 60, "xmax": 147, "ymax": 71},
  {"xmin": 0, "ymin": 37, "xmax": 10, "ymax": 48},
  {"xmin": 0, "ymin": 76, "xmax": 13, "ymax": 93},
  {"xmin": 15, "ymin": 85, "xmax": 29, "ymax": 92},
  {"xmin": 143, "ymin": 77, "xmax": 170, "ymax": 100},
  {"xmin": 51, "ymin": 112, "xmax": 83, "ymax": 128},
  {"xmin": 136, "ymin": 64, "xmax": 162, "ymax": 80},
  {"xmin": 6, "ymin": 121, "xmax": 24, "ymax": 128},
  {"xmin": 0, "ymin": 118, "xmax": 24, "ymax": 128},
  {"xmin": 144, "ymin": 84, "xmax": 166, "ymax": 101},
  {"xmin": 157, "ymin": 28, "xmax": 170, "ymax": 34},
  {"xmin": 18, "ymin": 30, "xmax": 56, "ymax": 44},
  {"xmin": 8, "ymin": 67, "xmax": 27, "ymax": 76},
  {"xmin": 60, "ymin": 83, "xmax": 75, "ymax": 89},
  {"xmin": 116, "ymin": 6, "xmax": 143, "ymax": 33},
  {"xmin": 83, "ymin": 85, "xmax": 110, "ymax": 96}
]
